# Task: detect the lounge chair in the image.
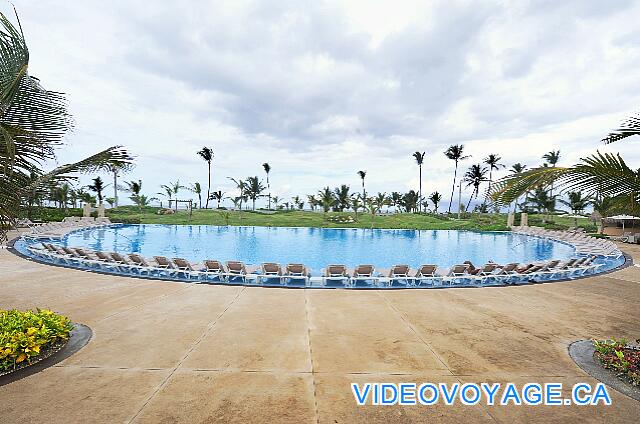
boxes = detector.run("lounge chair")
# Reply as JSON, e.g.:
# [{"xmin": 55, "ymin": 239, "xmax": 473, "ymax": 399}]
[
  {"xmin": 201, "ymin": 260, "xmax": 226, "ymax": 281},
  {"xmin": 226, "ymin": 261, "xmax": 247, "ymax": 282},
  {"xmin": 284, "ymin": 263, "xmax": 310, "ymax": 284},
  {"xmin": 258, "ymin": 262, "xmax": 283, "ymax": 284},
  {"xmin": 172, "ymin": 258, "xmax": 199, "ymax": 280},
  {"xmin": 444, "ymin": 264, "xmax": 471, "ymax": 286},
  {"xmin": 127, "ymin": 254, "xmax": 155, "ymax": 275},
  {"xmin": 387, "ymin": 264, "xmax": 410, "ymax": 286},
  {"xmin": 323, "ymin": 264, "xmax": 349, "ymax": 286},
  {"xmin": 74, "ymin": 247, "xmax": 96, "ymax": 260},
  {"xmin": 351, "ymin": 264, "xmax": 378, "ymax": 286},
  {"xmin": 153, "ymin": 256, "xmax": 175, "ymax": 269},
  {"xmin": 413, "ymin": 264, "xmax": 439, "ymax": 286}
]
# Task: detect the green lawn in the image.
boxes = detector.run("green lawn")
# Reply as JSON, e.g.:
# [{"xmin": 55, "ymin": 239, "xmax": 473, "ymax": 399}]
[{"xmin": 96, "ymin": 206, "xmax": 598, "ymax": 232}]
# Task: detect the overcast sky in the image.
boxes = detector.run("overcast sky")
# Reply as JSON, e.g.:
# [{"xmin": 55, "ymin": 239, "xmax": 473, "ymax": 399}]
[{"xmin": 7, "ymin": 0, "xmax": 640, "ymax": 208}]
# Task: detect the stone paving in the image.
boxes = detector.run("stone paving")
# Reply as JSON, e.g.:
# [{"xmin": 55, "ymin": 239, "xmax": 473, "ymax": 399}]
[{"xmin": 0, "ymin": 241, "xmax": 639, "ymax": 423}]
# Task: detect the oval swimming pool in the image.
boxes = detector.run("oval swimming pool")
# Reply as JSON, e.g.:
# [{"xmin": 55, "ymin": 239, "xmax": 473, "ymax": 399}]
[{"xmin": 61, "ymin": 224, "xmax": 576, "ymax": 271}]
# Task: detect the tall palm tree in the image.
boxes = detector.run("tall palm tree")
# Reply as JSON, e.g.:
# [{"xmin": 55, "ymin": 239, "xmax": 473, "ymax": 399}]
[
  {"xmin": 197, "ymin": 147, "xmax": 214, "ymax": 208},
  {"xmin": 542, "ymin": 150, "xmax": 561, "ymax": 195},
  {"xmin": 444, "ymin": 145, "xmax": 471, "ymax": 213},
  {"xmin": 0, "ymin": 12, "xmax": 132, "ymax": 241},
  {"xmin": 412, "ymin": 152, "xmax": 426, "ymax": 212},
  {"xmin": 334, "ymin": 184, "xmax": 351, "ymax": 211},
  {"xmin": 245, "ymin": 176, "xmax": 266, "ymax": 210},
  {"xmin": 429, "ymin": 191, "xmax": 442, "ymax": 213},
  {"xmin": 87, "ymin": 177, "xmax": 107, "ymax": 205},
  {"xmin": 463, "ymin": 164, "xmax": 488, "ymax": 211},
  {"xmin": 357, "ymin": 170, "xmax": 367, "ymax": 200},
  {"xmin": 509, "ymin": 163, "xmax": 527, "ymax": 212},
  {"xmin": 262, "ymin": 163, "xmax": 271, "ymax": 210},
  {"xmin": 559, "ymin": 191, "xmax": 592, "ymax": 227},
  {"xmin": 189, "ymin": 182, "xmax": 202, "ymax": 209},
  {"xmin": 483, "ymin": 154, "xmax": 505, "ymax": 201}
]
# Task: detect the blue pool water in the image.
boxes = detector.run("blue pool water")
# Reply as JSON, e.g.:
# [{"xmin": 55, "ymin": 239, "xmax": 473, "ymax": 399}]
[{"xmin": 60, "ymin": 224, "xmax": 576, "ymax": 272}]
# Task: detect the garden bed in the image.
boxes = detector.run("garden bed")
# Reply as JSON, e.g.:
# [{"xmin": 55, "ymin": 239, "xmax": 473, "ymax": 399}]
[
  {"xmin": 593, "ymin": 338, "xmax": 640, "ymax": 387},
  {"xmin": 0, "ymin": 309, "xmax": 73, "ymax": 376}
]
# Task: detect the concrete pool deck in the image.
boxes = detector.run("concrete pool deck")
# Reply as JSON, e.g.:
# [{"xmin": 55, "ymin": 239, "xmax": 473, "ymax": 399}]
[{"xmin": 0, "ymin": 237, "xmax": 639, "ymax": 423}]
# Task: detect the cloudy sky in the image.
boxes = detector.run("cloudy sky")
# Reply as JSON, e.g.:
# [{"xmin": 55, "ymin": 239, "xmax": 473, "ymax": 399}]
[{"xmin": 7, "ymin": 0, "xmax": 640, "ymax": 208}]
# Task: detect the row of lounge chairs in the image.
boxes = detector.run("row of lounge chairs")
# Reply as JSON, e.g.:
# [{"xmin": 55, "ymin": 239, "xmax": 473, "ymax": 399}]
[
  {"xmin": 30, "ymin": 243, "xmax": 602, "ymax": 287},
  {"xmin": 512, "ymin": 226, "xmax": 623, "ymax": 257},
  {"xmin": 24, "ymin": 217, "xmax": 114, "ymax": 239}
]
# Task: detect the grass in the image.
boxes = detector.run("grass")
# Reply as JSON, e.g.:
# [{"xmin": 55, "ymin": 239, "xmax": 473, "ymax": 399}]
[{"xmin": 101, "ymin": 206, "xmax": 599, "ymax": 232}]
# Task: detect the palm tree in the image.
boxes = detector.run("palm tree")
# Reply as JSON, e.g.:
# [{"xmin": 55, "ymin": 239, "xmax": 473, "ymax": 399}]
[
  {"xmin": 87, "ymin": 177, "xmax": 107, "ymax": 205},
  {"xmin": 542, "ymin": 150, "xmax": 561, "ymax": 195},
  {"xmin": 132, "ymin": 194, "xmax": 156, "ymax": 209},
  {"xmin": 559, "ymin": 191, "xmax": 592, "ymax": 227},
  {"xmin": 190, "ymin": 182, "xmax": 202, "ymax": 209},
  {"xmin": 124, "ymin": 180, "xmax": 143, "ymax": 197},
  {"xmin": 318, "ymin": 187, "xmax": 336, "ymax": 213},
  {"xmin": 429, "ymin": 192, "xmax": 442, "ymax": 213},
  {"xmin": 509, "ymin": 164, "xmax": 527, "ymax": 212},
  {"xmin": 334, "ymin": 185, "xmax": 351, "ymax": 211},
  {"xmin": 245, "ymin": 176, "xmax": 266, "ymax": 210},
  {"xmin": 228, "ymin": 178, "xmax": 248, "ymax": 210},
  {"xmin": 272, "ymin": 195, "xmax": 280, "ymax": 210},
  {"xmin": 0, "ymin": 11, "xmax": 132, "ymax": 242},
  {"xmin": 168, "ymin": 180, "xmax": 186, "ymax": 211},
  {"xmin": 357, "ymin": 170, "xmax": 367, "ymax": 200},
  {"xmin": 158, "ymin": 184, "xmax": 174, "ymax": 209},
  {"xmin": 444, "ymin": 144, "xmax": 471, "ymax": 213},
  {"xmin": 526, "ymin": 187, "xmax": 557, "ymax": 222},
  {"xmin": 307, "ymin": 195, "xmax": 318, "ymax": 211},
  {"xmin": 351, "ymin": 194, "xmax": 363, "ymax": 219},
  {"xmin": 390, "ymin": 191, "xmax": 402, "ymax": 213},
  {"xmin": 263, "ymin": 163, "xmax": 271, "ymax": 210},
  {"xmin": 483, "ymin": 154, "xmax": 505, "ymax": 201},
  {"xmin": 543, "ymin": 150, "xmax": 561, "ymax": 167},
  {"xmin": 401, "ymin": 190, "xmax": 419, "ymax": 213},
  {"xmin": 106, "ymin": 162, "xmax": 133, "ymax": 208},
  {"xmin": 292, "ymin": 195, "xmax": 304, "ymax": 210},
  {"xmin": 412, "ymin": 152, "xmax": 426, "ymax": 212},
  {"xmin": 463, "ymin": 164, "xmax": 489, "ymax": 211},
  {"xmin": 197, "ymin": 147, "xmax": 214, "ymax": 208},
  {"xmin": 210, "ymin": 190, "xmax": 224, "ymax": 209}
]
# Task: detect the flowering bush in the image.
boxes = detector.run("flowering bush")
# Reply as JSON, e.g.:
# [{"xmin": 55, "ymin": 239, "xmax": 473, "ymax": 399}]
[
  {"xmin": 593, "ymin": 338, "xmax": 640, "ymax": 386},
  {"xmin": 0, "ymin": 309, "xmax": 73, "ymax": 372}
]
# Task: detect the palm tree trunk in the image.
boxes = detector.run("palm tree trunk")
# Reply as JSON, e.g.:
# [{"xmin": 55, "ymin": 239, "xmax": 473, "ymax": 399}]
[
  {"xmin": 205, "ymin": 162, "xmax": 211, "ymax": 209},
  {"xmin": 418, "ymin": 165, "xmax": 422, "ymax": 213},
  {"xmin": 448, "ymin": 161, "xmax": 458, "ymax": 213},
  {"xmin": 113, "ymin": 171, "xmax": 118, "ymax": 207},
  {"xmin": 362, "ymin": 180, "xmax": 365, "ymax": 200},
  {"xmin": 466, "ymin": 188, "xmax": 477, "ymax": 211},
  {"xmin": 267, "ymin": 175, "xmax": 271, "ymax": 210}
]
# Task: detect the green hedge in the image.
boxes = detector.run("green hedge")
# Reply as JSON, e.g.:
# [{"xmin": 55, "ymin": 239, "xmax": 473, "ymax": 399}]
[{"xmin": 0, "ymin": 309, "xmax": 73, "ymax": 372}]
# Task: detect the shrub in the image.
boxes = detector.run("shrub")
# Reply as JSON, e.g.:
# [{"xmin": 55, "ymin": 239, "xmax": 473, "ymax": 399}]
[
  {"xmin": 0, "ymin": 309, "xmax": 73, "ymax": 372},
  {"xmin": 593, "ymin": 338, "xmax": 640, "ymax": 386}
]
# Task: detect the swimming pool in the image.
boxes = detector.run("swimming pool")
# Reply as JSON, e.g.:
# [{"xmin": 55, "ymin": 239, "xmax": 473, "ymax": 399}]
[
  {"xmin": 15, "ymin": 224, "xmax": 626, "ymax": 288},
  {"xmin": 59, "ymin": 224, "xmax": 576, "ymax": 271}
]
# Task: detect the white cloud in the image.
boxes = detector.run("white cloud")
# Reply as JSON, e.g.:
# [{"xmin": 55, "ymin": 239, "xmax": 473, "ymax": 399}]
[{"xmin": 6, "ymin": 0, "xmax": 640, "ymax": 209}]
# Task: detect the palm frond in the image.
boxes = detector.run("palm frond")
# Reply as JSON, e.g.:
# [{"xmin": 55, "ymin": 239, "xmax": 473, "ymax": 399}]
[{"xmin": 602, "ymin": 113, "xmax": 640, "ymax": 144}]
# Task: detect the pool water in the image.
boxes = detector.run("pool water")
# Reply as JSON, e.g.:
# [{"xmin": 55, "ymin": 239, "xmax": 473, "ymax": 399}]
[{"xmin": 61, "ymin": 224, "xmax": 576, "ymax": 272}]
